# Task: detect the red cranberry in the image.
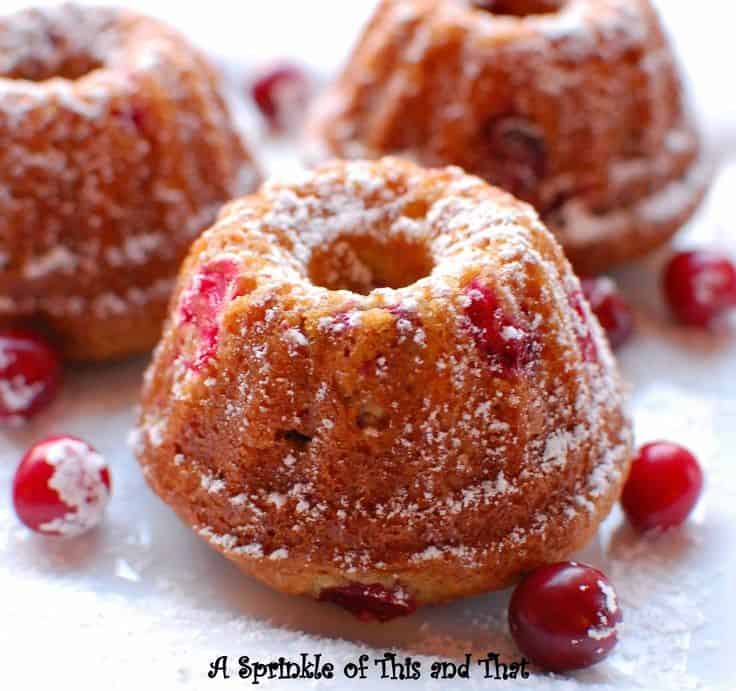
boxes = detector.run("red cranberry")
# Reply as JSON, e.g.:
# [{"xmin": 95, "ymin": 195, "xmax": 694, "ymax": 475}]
[
  {"xmin": 508, "ymin": 562, "xmax": 622, "ymax": 672},
  {"xmin": 567, "ymin": 289, "xmax": 598, "ymax": 363},
  {"xmin": 13, "ymin": 435, "xmax": 111, "ymax": 537},
  {"xmin": 464, "ymin": 279, "xmax": 534, "ymax": 372},
  {"xmin": 251, "ymin": 64, "xmax": 311, "ymax": 132},
  {"xmin": 581, "ymin": 277, "xmax": 634, "ymax": 350},
  {"xmin": 0, "ymin": 329, "xmax": 61, "ymax": 423},
  {"xmin": 179, "ymin": 258, "xmax": 241, "ymax": 369},
  {"xmin": 473, "ymin": 0, "xmax": 562, "ymax": 13},
  {"xmin": 621, "ymin": 441, "xmax": 703, "ymax": 533},
  {"xmin": 130, "ymin": 108, "xmax": 146, "ymax": 132},
  {"xmin": 663, "ymin": 250, "xmax": 736, "ymax": 328},
  {"xmin": 319, "ymin": 583, "xmax": 417, "ymax": 623},
  {"xmin": 484, "ymin": 116, "xmax": 547, "ymax": 203},
  {"xmin": 113, "ymin": 105, "xmax": 146, "ymax": 134}
]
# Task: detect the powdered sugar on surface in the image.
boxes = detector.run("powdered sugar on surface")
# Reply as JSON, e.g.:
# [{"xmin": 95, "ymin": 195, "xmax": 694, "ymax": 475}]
[{"xmin": 1, "ymin": 2, "xmax": 735, "ymax": 690}]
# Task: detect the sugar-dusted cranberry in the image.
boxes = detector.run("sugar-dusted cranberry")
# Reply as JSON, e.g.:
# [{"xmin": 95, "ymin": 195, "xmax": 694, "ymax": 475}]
[
  {"xmin": 319, "ymin": 583, "xmax": 417, "ymax": 623},
  {"xmin": 567, "ymin": 289, "xmax": 598, "ymax": 363},
  {"xmin": 251, "ymin": 64, "xmax": 311, "ymax": 132},
  {"xmin": 663, "ymin": 250, "xmax": 736, "ymax": 328},
  {"xmin": 13, "ymin": 435, "xmax": 111, "ymax": 537},
  {"xmin": 509, "ymin": 562, "xmax": 622, "ymax": 672},
  {"xmin": 621, "ymin": 441, "xmax": 703, "ymax": 533},
  {"xmin": 179, "ymin": 258, "xmax": 241, "ymax": 369},
  {"xmin": 0, "ymin": 329, "xmax": 61, "ymax": 423},
  {"xmin": 464, "ymin": 279, "xmax": 533, "ymax": 372},
  {"xmin": 581, "ymin": 276, "xmax": 634, "ymax": 350},
  {"xmin": 484, "ymin": 116, "xmax": 547, "ymax": 202}
]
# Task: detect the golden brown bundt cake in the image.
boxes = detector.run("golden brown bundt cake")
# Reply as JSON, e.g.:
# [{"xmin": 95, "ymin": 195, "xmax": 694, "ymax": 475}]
[
  {"xmin": 308, "ymin": 0, "xmax": 709, "ymax": 274},
  {"xmin": 133, "ymin": 158, "xmax": 632, "ymax": 620},
  {"xmin": 0, "ymin": 4, "xmax": 259, "ymax": 361}
]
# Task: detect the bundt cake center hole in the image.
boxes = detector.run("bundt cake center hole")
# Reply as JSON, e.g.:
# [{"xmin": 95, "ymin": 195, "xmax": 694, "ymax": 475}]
[
  {"xmin": 472, "ymin": 0, "xmax": 566, "ymax": 16},
  {"xmin": 307, "ymin": 234, "xmax": 435, "ymax": 295},
  {"xmin": 3, "ymin": 54, "xmax": 103, "ymax": 82},
  {"xmin": 0, "ymin": 8, "xmax": 113, "ymax": 82}
]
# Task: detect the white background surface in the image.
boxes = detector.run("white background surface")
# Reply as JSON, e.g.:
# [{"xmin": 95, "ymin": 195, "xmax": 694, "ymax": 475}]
[{"xmin": 1, "ymin": 2, "xmax": 736, "ymax": 690}]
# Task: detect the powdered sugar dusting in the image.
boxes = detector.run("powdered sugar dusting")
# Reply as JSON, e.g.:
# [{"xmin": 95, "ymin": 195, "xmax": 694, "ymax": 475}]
[
  {"xmin": 39, "ymin": 438, "xmax": 110, "ymax": 537},
  {"xmin": 0, "ymin": 376, "xmax": 44, "ymax": 414}
]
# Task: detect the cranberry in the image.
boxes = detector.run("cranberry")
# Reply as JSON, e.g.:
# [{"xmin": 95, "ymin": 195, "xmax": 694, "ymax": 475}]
[
  {"xmin": 13, "ymin": 435, "xmax": 111, "ymax": 537},
  {"xmin": 473, "ymin": 0, "xmax": 502, "ymax": 10},
  {"xmin": 621, "ymin": 441, "xmax": 703, "ymax": 533},
  {"xmin": 179, "ymin": 258, "xmax": 241, "ymax": 369},
  {"xmin": 567, "ymin": 289, "xmax": 598, "ymax": 363},
  {"xmin": 473, "ymin": 0, "xmax": 562, "ymax": 15},
  {"xmin": 251, "ymin": 64, "xmax": 311, "ymax": 132},
  {"xmin": 581, "ymin": 277, "xmax": 634, "ymax": 350},
  {"xmin": 464, "ymin": 279, "xmax": 533, "ymax": 372},
  {"xmin": 484, "ymin": 116, "xmax": 547, "ymax": 202},
  {"xmin": 113, "ymin": 105, "xmax": 146, "ymax": 134},
  {"xmin": 130, "ymin": 108, "xmax": 146, "ymax": 132},
  {"xmin": 0, "ymin": 329, "xmax": 61, "ymax": 423},
  {"xmin": 663, "ymin": 250, "xmax": 736, "ymax": 328},
  {"xmin": 319, "ymin": 583, "xmax": 417, "ymax": 623},
  {"xmin": 508, "ymin": 562, "xmax": 622, "ymax": 672}
]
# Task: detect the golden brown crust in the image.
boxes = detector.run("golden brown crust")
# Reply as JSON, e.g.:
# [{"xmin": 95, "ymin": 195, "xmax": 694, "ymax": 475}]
[
  {"xmin": 308, "ymin": 0, "xmax": 709, "ymax": 274},
  {"xmin": 0, "ymin": 4, "xmax": 259, "ymax": 361},
  {"xmin": 134, "ymin": 158, "xmax": 632, "ymax": 608}
]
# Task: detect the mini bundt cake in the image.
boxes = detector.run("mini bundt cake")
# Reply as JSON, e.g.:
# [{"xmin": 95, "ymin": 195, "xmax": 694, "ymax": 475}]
[
  {"xmin": 134, "ymin": 158, "xmax": 632, "ymax": 619},
  {"xmin": 309, "ymin": 0, "xmax": 709, "ymax": 274},
  {"xmin": 0, "ymin": 4, "xmax": 259, "ymax": 361}
]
